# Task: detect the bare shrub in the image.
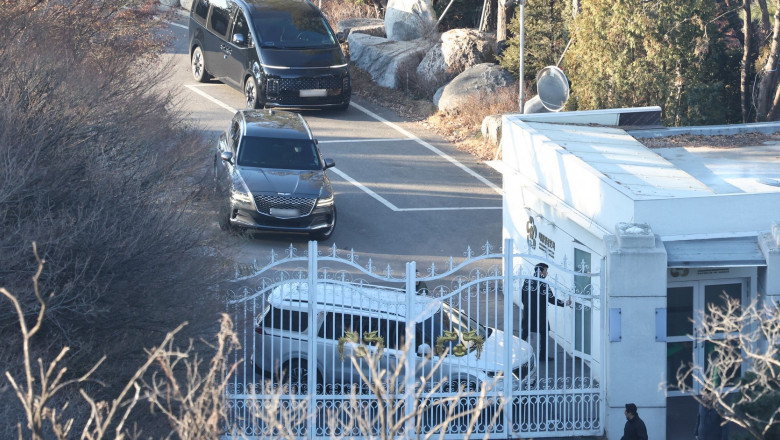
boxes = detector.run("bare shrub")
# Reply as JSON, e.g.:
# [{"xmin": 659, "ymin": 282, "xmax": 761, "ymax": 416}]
[
  {"xmin": 2, "ymin": 251, "xmax": 239, "ymax": 439},
  {"xmin": 250, "ymin": 339, "xmax": 503, "ymax": 439},
  {"xmin": 0, "ymin": 1, "xmax": 225, "ymax": 435},
  {"xmin": 673, "ymin": 297, "xmax": 780, "ymax": 439},
  {"xmin": 319, "ymin": 0, "xmax": 377, "ymax": 24}
]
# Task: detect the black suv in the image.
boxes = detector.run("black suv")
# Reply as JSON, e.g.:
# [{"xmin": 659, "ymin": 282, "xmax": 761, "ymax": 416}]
[
  {"xmin": 215, "ymin": 109, "xmax": 337, "ymax": 239},
  {"xmin": 188, "ymin": 0, "xmax": 351, "ymax": 110}
]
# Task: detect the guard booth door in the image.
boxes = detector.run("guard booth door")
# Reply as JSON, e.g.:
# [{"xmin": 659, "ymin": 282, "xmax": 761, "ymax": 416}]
[{"xmin": 665, "ymin": 278, "xmax": 745, "ymax": 395}]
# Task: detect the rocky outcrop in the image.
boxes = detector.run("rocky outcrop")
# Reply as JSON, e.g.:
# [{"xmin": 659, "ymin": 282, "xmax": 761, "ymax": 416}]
[
  {"xmin": 348, "ymin": 33, "xmax": 433, "ymax": 88},
  {"xmin": 433, "ymin": 63, "xmax": 515, "ymax": 112},
  {"xmin": 416, "ymin": 29, "xmax": 496, "ymax": 87},
  {"xmin": 338, "ymin": 18, "xmax": 386, "ymax": 38},
  {"xmin": 384, "ymin": 0, "xmax": 437, "ymax": 41}
]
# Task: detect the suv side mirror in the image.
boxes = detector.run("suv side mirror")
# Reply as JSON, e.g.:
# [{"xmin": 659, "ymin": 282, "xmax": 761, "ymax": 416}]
[
  {"xmin": 232, "ymin": 33, "xmax": 246, "ymax": 46},
  {"xmin": 336, "ymin": 31, "xmax": 346, "ymax": 44},
  {"xmin": 323, "ymin": 158, "xmax": 335, "ymax": 169},
  {"xmin": 221, "ymin": 151, "xmax": 234, "ymax": 164}
]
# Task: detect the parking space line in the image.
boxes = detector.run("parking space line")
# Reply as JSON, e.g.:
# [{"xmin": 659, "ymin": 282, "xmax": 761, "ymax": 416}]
[
  {"xmin": 330, "ymin": 167, "xmax": 400, "ymax": 211},
  {"xmin": 349, "ymin": 102, "xmax": 503, "ymax": 196},
  {"xmin": 184, "ymin": 85, "xmax": 237, "ymax": 113},
  {"xmin": 167, "ymin": 21, "xmax": 188, "ymax": 30},
  {"xmin": 318, "ymin": 138, "xmax": 407, "ymax": 144}
]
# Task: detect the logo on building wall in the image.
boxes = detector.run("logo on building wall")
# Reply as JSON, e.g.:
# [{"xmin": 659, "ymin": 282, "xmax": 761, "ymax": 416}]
[{"xmin": 527, "ymin": 216, "xmax": 556, "ymax": 258}]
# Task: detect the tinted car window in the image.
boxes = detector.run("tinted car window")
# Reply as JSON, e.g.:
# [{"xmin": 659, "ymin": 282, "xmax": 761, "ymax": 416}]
[
  {"xmin": 194, "ymin": 0, "xmax": 209, "ymax": 19},
  {"xmin": 238, "ymin": 137, "xmax": 322, "ymax": 170},
  {"xmin": 209, "ymin": 7, "xmax": 231, "ymax": 37},
  {"xmin": 263, "ymin": 306, "xmax": 308, "ymax": 332},
  {"xmin": 232, "ymin": 11, "xmax": 252, "ymax": 45},
  {"xmin": 253, "ymin": 13, "xmax": 336, "ymax": 49}
]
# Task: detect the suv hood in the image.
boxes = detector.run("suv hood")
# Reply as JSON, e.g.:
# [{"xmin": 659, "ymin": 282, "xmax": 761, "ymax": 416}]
[
  {"xmin": 260, "ymin": 47, "xmax": 345, "ymax": 68},
  {"xmin": 239, "ymin": 167, "xmax": 325, "ymax": 196}
]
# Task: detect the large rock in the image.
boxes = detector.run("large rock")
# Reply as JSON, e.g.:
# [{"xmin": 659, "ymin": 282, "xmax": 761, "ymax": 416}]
[
  {"xmin": 348, "ymin": 33, "xmax": 432, "ymax": 88},
  {"xmin": 338, "ymin": 18, "xmax": 386, "ymax": 38},
  {"xmin": 417, "ymin": 29, "xmax": 496, "ymax": 87},
  {"xmin": 434, "ymin": 63, "xmax": 515, "ymax": 112},
  {"xmin": 384, "ymin": 0, "xmax": 437, "ymax": 41},
  {"xmin": 180, "ymin": 0, "xmax": 193, "ymax": 10}
]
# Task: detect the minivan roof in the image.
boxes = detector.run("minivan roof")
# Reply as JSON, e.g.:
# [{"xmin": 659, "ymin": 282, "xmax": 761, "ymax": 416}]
[
  {"xmin": 241, "ymin": 0, "xmax": 320, "ymax": 16},
  {"xmin": 267, "ymin": 281, "xmax": 442, "ymax": 321},
  {"xmin": 241, "ymin": 109, "xmax": 311, "ymax": 140}
]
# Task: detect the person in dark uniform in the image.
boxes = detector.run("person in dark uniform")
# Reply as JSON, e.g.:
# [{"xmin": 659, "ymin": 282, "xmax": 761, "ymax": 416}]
[
  {"xmin": 695, "ymin": 394, "xmax": 729, "ymax": 440},
  {"xmin": 520, "ymin": 263, "xmax": 570, "ymax": 359},
  {"xmin": 415, "ymin": 271, "xmax": 429, "ymax": 295},
  {"xmin": 621, "ymin": 403, "xmax": 648, "ymax": 440}
]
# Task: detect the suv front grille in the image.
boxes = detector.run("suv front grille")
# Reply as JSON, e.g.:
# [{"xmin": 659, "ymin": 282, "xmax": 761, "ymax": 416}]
[{"xmin": 254, "ymin": 194, "xmax": 316, "ymax": 216}]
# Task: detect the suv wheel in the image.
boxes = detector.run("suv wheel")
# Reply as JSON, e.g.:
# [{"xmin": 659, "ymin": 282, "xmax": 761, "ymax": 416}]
[
  {"xmin": 191, "ymin": 46, "xmax": 210, "ymax": 82},
  {"xmin": 312, "ymin": 206, "xmax": 336, "ymax": 241},
  {"xmin": 218, "ymin": 203, "xmax": 233, "ymax": 231},
  {"xmin": 244, "ymin": 76, "xmax": 260, "ymax": 109}
]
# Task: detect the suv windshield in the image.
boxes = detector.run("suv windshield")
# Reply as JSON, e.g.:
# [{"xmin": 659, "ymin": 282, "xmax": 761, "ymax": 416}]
[
  {"xmin": 253, "ymin": 13, "xmax": 337, "ymax": 49},
  {"xmin": 416, "ymin": 304, "xmax": 492, "ymax": 354},
  {"xmin": 237, "ymin": 137, "xmax": 322, "ymax": 170}
]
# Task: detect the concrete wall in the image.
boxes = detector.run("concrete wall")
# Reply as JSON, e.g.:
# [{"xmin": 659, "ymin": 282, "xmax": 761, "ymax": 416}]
[
  {"xmin": 759, "ymin": 222, "xmax": 780, "ymax": 307},
  {"xmin": 604, "ymin": 224, "xmax": 668, "ymax": 440}
]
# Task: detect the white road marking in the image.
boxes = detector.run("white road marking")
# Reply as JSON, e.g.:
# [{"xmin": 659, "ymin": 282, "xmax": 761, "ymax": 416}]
[
  {"xmin": 330, "ymin": 167, "xmax": 400, "ymax": 211},
  {"xmin": 318, "ymin": 138, "xmax": 406, "ymax": 144},
  {"xmin": 349, "ymin": 101, "xmax": 503, "ymax": 196},
  {"xmin": 184, "ymin": 85, "xmax": 237, "ymax": 113},
  {"xmin": 182, "ymin": 86, "xmax": 501, "ymax": 211},
  {"xmin": 166, "ymin": 21, "xmax": 188, "ymax": 30}
]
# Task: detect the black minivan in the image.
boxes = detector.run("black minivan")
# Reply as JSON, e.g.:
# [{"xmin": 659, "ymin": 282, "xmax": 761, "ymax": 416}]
[{"xmin": 188, "ymin": 0, "xmax": 351, "ymax": 110}]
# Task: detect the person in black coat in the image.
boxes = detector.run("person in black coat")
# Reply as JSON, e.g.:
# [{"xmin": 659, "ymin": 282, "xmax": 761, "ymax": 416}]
[
  {"xmin": 520, "ymin": 263, "xmax": 569, "ymax": 358},
  {"xmin": 695, "ymin": 395, "xmax": 729, "ymax": 440},
  {"xmin": 621, "ymin": 403, "xmax": 648, "ymax": 440}
]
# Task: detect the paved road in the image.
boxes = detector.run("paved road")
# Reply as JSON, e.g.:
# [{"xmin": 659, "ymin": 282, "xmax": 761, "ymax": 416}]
[{"xmin": 162, "ymin": 11, "xmax": 503, "ymax": 277}]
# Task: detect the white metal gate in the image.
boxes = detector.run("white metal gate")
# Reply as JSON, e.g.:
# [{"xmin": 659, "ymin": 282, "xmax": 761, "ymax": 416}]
[{"xmin": 224, "ymin": 239, "xmax": 603, "ymax": 438}]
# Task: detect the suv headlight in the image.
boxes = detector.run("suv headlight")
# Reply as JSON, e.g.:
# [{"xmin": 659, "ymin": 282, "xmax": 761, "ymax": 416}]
[
  {"xmin": 316, "ymin": 187, "xmax": 334, "ymax": 207},
  {"xmin": 230, "ymin": 171, "xmax": 255, "ymax": 209}
]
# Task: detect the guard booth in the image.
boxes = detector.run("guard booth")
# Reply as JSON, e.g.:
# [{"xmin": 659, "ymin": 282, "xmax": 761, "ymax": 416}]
[{"xmin": 500, "ymin": 106, "xmax": 780, "ymax": 439}]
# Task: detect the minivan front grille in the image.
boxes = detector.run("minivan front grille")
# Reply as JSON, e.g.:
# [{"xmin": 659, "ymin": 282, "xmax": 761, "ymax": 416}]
[
  {"xmin": 254, "ymin": 194, "xmax": 316, "ymax": 216},
  {"xmin": 279, "ymin": 75, "xmax": 342, "ymax": 92}
]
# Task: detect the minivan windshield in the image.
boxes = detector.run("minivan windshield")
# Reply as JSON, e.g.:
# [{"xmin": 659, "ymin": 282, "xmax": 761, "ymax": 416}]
[
  {"xmin": 238, "ymin": 137, "xmax": 322, "ymax": 170},
  {"xmin": 254, "ymin": 13, "xmax": 337, "ymax": 49}
]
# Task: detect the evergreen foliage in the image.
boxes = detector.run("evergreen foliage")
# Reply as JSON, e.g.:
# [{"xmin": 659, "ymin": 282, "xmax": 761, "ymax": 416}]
[
  {"xmin": 565, "ymin": 0, "xmax": 741, "ymax": 125},
  {"xmin": 498, "ymin": 0, "xmax": 571, "ymax": 84}
]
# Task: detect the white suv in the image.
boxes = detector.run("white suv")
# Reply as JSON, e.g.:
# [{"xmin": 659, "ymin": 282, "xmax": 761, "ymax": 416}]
[{"xmin": 253, "ymin": 280, "xmax": 536, "ymax": 393}]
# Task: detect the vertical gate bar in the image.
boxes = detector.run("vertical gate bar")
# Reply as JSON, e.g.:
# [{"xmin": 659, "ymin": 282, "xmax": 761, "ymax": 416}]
[
  {"xmin": 502, "ymin": 238, "xmax": 513, "ymax": 438},
  {"xmin": 599, "ymin": 257, "xmax": 607, "ymax": 434},
  {"xmin": 405, "ymin": 261, "xmax": 416, "ymax": 437},
  {"xmin": 307, "ymin": 240, "xmax": 318, "ymax": 439}
]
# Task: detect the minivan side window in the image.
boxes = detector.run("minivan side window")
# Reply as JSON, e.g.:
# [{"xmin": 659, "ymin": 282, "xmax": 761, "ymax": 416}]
[
  {"xmin": 194, "ymin": 0, "xmax": 209, "ymax": 19},
  {"xmin": 232, "ymin": 11, "xmax": 252, "ymax": 46},
  {"xmin": 209, "ymin": 6, "xmax": 231, "ymax": 38}
]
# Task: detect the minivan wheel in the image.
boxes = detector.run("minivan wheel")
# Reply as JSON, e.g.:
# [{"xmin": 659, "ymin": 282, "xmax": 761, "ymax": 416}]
[
  {"xmin": 312, "ymin": 206, "xmax": 336, "ymax": 241},
  {"xmin": 191, "ymin": 46, "xmax": 210, "ymax": 82},
  {"xmin": 244, "ymin": 76, "xmax": 260, "ymax": 109}
]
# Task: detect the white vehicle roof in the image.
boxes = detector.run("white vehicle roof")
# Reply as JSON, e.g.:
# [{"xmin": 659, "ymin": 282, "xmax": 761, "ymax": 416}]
[{"xmin": 268, "ymin": 281, "xmax": 442, "ymax": 321}]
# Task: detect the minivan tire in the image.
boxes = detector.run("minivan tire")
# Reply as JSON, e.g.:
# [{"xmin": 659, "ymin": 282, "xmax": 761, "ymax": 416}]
[
  {"xmin": 244, "ymin": 76, "xmax": 261, "ymax": 109},
  {"xmin": 191, "ymin": 46, "xmax": 210, "ymax": 82}
]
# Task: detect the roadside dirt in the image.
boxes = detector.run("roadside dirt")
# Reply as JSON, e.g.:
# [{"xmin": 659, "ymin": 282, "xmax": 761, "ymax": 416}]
[{"xmin": 349, "ymin": 65, "xmax": 498, "ymax": 161}]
